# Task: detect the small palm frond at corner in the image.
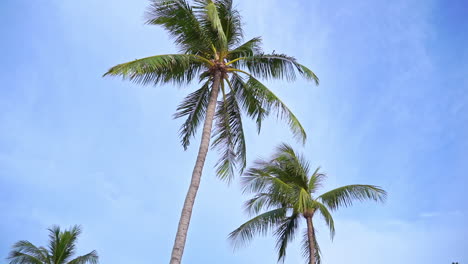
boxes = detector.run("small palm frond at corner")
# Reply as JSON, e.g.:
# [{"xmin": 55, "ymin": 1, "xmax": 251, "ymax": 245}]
[{"xmin": 8, "ymin": 225, "xmax": 98, "ymax": 264}]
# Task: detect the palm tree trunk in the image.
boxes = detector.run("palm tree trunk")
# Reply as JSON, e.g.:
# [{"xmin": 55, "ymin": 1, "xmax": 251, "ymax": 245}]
[
  {"xmin": 169, "ymin": 71, "xmax": 222, "ymax": 264},
  {"xmin": 305, "ymin": 216, "xmax": 316, "ymax": 264}
]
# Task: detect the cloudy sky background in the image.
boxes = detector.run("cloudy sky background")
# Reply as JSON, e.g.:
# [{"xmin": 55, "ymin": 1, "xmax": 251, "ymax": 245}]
[{"xmin": 1, "ymin": 0, "xmax": 467, "ymax": 263}]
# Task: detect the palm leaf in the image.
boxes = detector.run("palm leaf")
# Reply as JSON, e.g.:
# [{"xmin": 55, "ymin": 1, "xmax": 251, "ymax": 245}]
[
  {"xmin": 174, "ymin": 80, "xmax": 211, "ymax": 149},
  {"xmin": 246, "ymin": 76, "xmax": 307, "ymax": 143},
  {"xmin": 194, "ymin": 0, "xmax": 228, "ymax": 52},
  {"xmin": 227, "ymin": 37, "xmax": 262, "ymax": 60},
  {"xmin": 67, "ymin": 251, "xmax": 98, "ymax": 264},
  {"xmin": 228, "ymin": 208, "xmax": 287, "ymax": 249},
  {"xmin": 103, "ymin": 54, "xmax": 207, "ymax": 86},
  {"xmin": 274, "ymin": 214, "xmax": 300, "ymax": 262},
  {"xmin": 313, "ymin": 201, "xmax": 335, "ymax": 239},
  {"xmin": 145, "ymin": 0, "xmax": 212, "ymax": 54},
  {"xmin": 211, "ymin": 89, "xmax": 246, "ymax": 181},
  {"xmin": 233, "ymin": 53, "xmax": 319, "ymax": 84},
  {"xmin": 308, "ymin": 167, "xmax": 326, "ymax": 194},
  {"xmin": 214, "ymin": 0, "xmax": 244, "ymax": 47},
  {"xmin": 318, "ymin": 184, "xmax": 387, "ymax": 211},
  {"xmin": 301, "ymin": 228, "xmax": 321, "ymax": 264}
]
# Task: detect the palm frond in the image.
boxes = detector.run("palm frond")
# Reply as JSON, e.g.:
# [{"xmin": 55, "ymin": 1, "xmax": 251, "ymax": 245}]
[
  {"xmin": 301, "ymin": 229, "xmax": 321, "ymax": 264},
  {"xmin": 103, "ymin": 54, "xmax": 207, "ymax": 86},
  {"xmin": 242, "ymin": 162, "xmax": 294, "ymax": 195},
  {"xmin": 211, "ymin": 89, "xmax": 246, "ymax": 181},
  {"xmin": 233, "ymin": 53, "xmax": 319, "ymax": 84},
  {"xmin": 227, "ymin": 37, "xmax": 262, "ymax": 60},
  {"xmin": 174, "ymin": 80, "xmax": 211, "ymax": 149},
  {"xmin": 8, "ymin": 241, "xmax": 48, "ymax": 263},
  {"xmin": 67, "ymin": 251, "xmax": 98, "ymax": 264},
  {"xmin": 313, "ymin": 201, "xmax": 335, "ymax": 239},
  {"xmin": 232, "ymin": 75, "xmax": 307, "ymax": 143},
  {"xmin": 145, "ymin": 0, "xmax": 212, "ymax": 54},
  {"xmin": 229, "ymin": 208, "xmax": 288, "ymax": 249},
  {"xmin": 244, "ymin": 193, "xmax": 289, "ymax": 217},
  {"xmin": 7, "ymin": 252, "xmax": 44, "ymax": 264},
  {"xmin": 52, "ymin": 225, "xmax": 81, "ymax": 264},
  {"xmin": 272, "ymin": 143, "xmax": 311, "ymax": 188},
  {"xmin": 318, "ymin": 185, "xmax": 387, "ymax": 211},
  {"xmin": 214, "ymin": 0, "xmax": 243, "ymax": 47},
  {"xmin": 274, "ymin": 214, "xmax": 300, "ymax": 263},
  {"xmin": 194, "ymin": 0, "xmax": 228, "ymax": 52},
  {"xmin": 229, "ymin": 73, "xmax": 266, "ymax": 132},
  {"xmin": 308, "ymin": 167, "xmax": 326, "ymax": 194}
]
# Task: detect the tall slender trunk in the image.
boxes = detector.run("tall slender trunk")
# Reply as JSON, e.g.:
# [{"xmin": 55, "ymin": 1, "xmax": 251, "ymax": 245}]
[
  {"xmin": 305, "ymin": 216, "xmax": 316, "ymax": 264},
  {"xmin": 169, "ymin": 71, "xmax": 222, "ymax": 264}
]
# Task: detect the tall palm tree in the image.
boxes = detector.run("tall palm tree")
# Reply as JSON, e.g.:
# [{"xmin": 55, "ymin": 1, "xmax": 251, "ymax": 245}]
[
  {"xmin": 229, "ymin": 144, "xmax": 387, "ymax": 264},
  {"xmin": 7, "ymin": 225, "xmax": 98, "ymax": 264},
  {"xmin": 104, "ymin": 1, "xmax": 318, "ymax": 263}
]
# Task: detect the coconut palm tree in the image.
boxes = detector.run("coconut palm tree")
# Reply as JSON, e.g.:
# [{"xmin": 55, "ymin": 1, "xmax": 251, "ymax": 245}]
[
  {"xmin": 103, "ymin": 1, "xmax": 318, "ymax": 263},
  {"xmin": 7, "ymin": 225, "xmax": 98, "ymax": 264},
  {"xmin": 229, "ymin": 144, "xmax": 387, "ymax": 264}
]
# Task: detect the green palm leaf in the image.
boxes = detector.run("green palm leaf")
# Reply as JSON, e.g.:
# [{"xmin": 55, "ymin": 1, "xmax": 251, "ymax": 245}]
[
  {"xmin": 146, "ymin": 0, "xmax": 212, "ymax": 54},
  {"xmin": 211, "ymin": 89, "xmax": 246, "ymax": 181},
  {"xmin": 228, "ymin": 208, "xmax": 288, "ymax": 248},
  {"xmin": 232, "ymin": 53, "xmax": 319, "ymax": 84},
  {"xmin": 174, "ymin": 80, "xmax": 211, "ymax": 149},
  {"xmin": 274, "ymin": 214, "xmax": 300, "ymax": 262},
  {"xmin": 319, "ymin": 184, "xmax": 387, "ymax": 211},
  {"xmin": 103, "ymin": 54, "xmax": 208, "ymax": 86}
]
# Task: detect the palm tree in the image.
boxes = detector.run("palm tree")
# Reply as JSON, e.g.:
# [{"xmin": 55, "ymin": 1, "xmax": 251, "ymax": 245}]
[
  {"xmin": 7, "ymin": 225, "xmax": 98, "ymax": 264},
  {"xmin": 229, "ymin": 144, "xmax": 387, "ymax": 264},
  {"xmin": 103, "ymin": 1, "xmax": 318, "ymax": 263}
]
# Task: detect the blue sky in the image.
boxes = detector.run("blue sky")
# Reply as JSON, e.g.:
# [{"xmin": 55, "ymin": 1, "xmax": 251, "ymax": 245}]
[{"xmin": 1, "ymin": 0, "xmax": 467, "ymax": 263}]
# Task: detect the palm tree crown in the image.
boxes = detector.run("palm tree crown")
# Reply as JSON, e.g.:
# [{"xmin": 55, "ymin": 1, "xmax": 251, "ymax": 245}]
[
  {"xmin": 229, "ymin": 144, "xmax": 387, "ymax": 264},
  {"xmin": 104, "ymin": 0, "xmax": 318, "ymax": 180},
  {"xmin": 8, "ymin": 225, "xmax": 98, "ymax": 264}
]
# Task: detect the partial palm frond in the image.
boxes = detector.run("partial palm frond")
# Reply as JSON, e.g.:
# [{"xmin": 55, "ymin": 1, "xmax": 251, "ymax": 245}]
[
  {"xmin": 241, "ymin": 162, "xmax": 294, "ymax": 195},
  {"xmin": 274, "ymin": 214, "xmax": 300, "ymax": 262},
  {"xmin": 229, "ymin": 73, "xmax": 266, "ymax": 132},
  {"xmin": 145, "ymin": 0, "xmax": 212, "ymax": 54},
  {"xmin": 8, "ymin": 241, "xmax": 48, "ymax": 263},
  {"xmin": 313, "ymin": 201, "xmax": 335, "ymax": 239},
  {"xmin": 174, "ymin": 80, "xmax": 211, "ymax": 149},
  {"xmin": 67, "ymin": 251, "xmax": 98, "ymax": 264},
  {"xmin": 103, "ymin": 54, "xmax": 208, "ymax": 86},
  {"xmin": 308, "ymin": 167, "xmax": 326, "ymax": 194},
  {"xmin": 215, "ymin": 0, "xmax": 244, "ymax": 47},
  {"xmin": 7, "ymin": 252, "xmax": 44, "ymax": 264},
  {"xmin": 194, "ymin": 0, "xmax": 228, "ymax": 52},
  {"xmin": 229, "ymin": 208, "xmax": 288, "ymax": 249},
  {"xmin": 301, "ymin": 229, "xmax": 321, "ymax": 264},
  {"xmin": 50, "ymin": 225, "xmax": 81, "ymax": 264},
  {"xmin": 232, "ymin": 75, "xmax": 307, "ymax": 143},
  {"xmin": 271, "ymin": 143, "xmax": 310, "ymax": 188},
  {"xmin": 227, "ymin": 37, "xmax": 262, "ymax": 60},
  {"xmin": 318, "ymin": 185, "xmax": 387, "ymax": 211},
  {"xmin": 211, "ymin": 89, "xmax": 246, "ymax": 181},
  {"xmin": 244, "ymin": 192, "xmax": 288, "ymax": 216},
  {"xmin": 233, "ymin": 53, "xmax": 319, "ymax": 84},
  {"xmin": 248, "ymin": 77, "xmax": 307, "ymax": 143}
]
